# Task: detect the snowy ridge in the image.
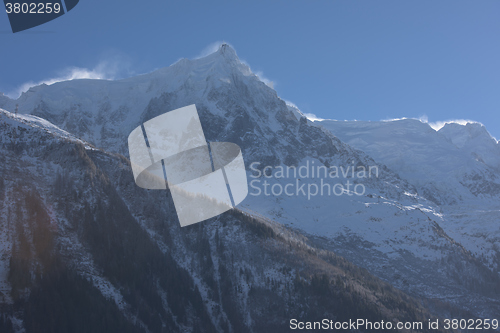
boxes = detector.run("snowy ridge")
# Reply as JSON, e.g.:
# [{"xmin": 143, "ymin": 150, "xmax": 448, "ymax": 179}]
[
  {"xmin": 318, "ymin": 118, "xmax": 500, "ymax": 205},
  {"xmin": 0, "ymin": 108, "xmax": 94, "ymax": 149}
]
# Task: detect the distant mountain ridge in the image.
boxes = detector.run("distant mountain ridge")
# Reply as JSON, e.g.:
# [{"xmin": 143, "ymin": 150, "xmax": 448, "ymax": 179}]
[{"xmin": 319, "ymin": 118, "xmax": 500, "ymax": 205}]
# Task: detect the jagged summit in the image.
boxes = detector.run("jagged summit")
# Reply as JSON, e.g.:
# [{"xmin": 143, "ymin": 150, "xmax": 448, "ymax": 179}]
[
  {"xmin": 186, "ymin": 42, "xmax": 250, "ymax": 78},
  {"xmin": 439, "ymin": 121, "xmax": 495, "ymax": 145},
  {"xmin": 218, "ymin": 42, "xmax": 238, "ymax": 58}
]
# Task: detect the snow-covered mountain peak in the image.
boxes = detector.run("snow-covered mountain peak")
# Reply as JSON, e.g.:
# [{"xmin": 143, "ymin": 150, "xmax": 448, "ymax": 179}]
[
  {"xmin": 0, "ymin": 43, "xmax": 256, "ymax": 112},
  {"xmin": 218, "ymin": 42, "xmax": 238, "ymax": 58},
  {"xmin": 437, "ymin": 121, "xmax": 500, "ymax": 170},
  {"xmin": 439, "ymin": 122, "xmax": 497, "ymax": 147},
  {"xmin": 187, "ymin": 42, "xmax": 253, "ymax": 79}
]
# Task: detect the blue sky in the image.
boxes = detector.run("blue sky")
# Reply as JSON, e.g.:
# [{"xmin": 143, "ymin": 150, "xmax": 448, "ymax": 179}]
[{"xmin": 1, "ymin": 0, "xmax": 499, "ymax": 138}]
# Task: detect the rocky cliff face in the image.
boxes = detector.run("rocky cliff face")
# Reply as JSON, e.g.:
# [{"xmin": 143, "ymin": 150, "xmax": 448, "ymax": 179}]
[{"xmin": 0, "ymin": 109, "xmax": 446, "ymax": 332}]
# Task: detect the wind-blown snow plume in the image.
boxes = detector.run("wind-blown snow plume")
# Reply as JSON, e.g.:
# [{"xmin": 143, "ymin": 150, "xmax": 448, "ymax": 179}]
[
  {"xmin": 195, "ymin": 41, "xmax": 233, "ymax": 59},
  {"xmin": 428, "ymin": 119, "xmax": 483, "ymax": 131},
  {"xmin": 7, "ymin": 55, "xmax": 132, "ymax": 99}
]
